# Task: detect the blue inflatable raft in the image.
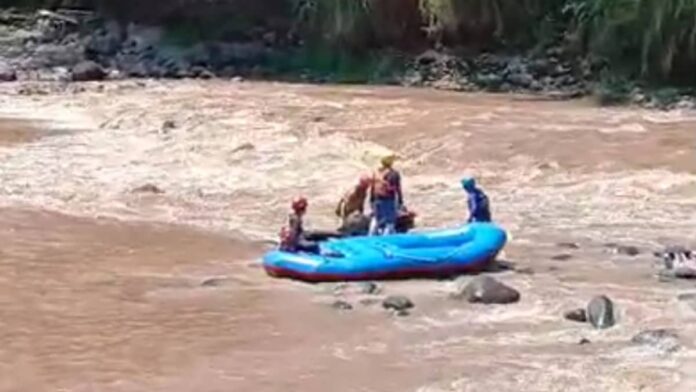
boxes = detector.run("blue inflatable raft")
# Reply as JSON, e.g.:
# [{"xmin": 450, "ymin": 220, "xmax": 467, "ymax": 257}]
[{"xmin": 263, "ymin": 222, "xmax": 507, "ymax": 282}]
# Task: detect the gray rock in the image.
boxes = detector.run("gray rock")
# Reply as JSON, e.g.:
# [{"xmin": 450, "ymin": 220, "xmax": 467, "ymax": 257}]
[
  {"xmin": 0, "ymin": 62, "xmax": 17, "ymax": 82},
  {"xmin": 382, "ymin": 295, "xmax": 414, "ymax": 311},
  {"xmin": 71, "ymin": 60, "xmax": 106, "ymax": 81},
  {"xmin": 578, "ymin": 338, "xmax": 591, "ymax": 345},
  {"xmin": 587, "ymin": 295, "xmax": 615, "ymax": 329},
  {"xmin": 161, "ymin": 120, "xmax": 176, "ymax": 132},
  {"xmin": 556, "ymin": 242, "xmax": 580, "ymax": 249},
  {"xmin": 631, "ymin": 329, "xmax": 680, "ymax": 353},
  {"xmin": 85, "ymin": 22, "xmax": 124, "ymax": 58},
  {"xmin": 616, "ymin": 245, "xmax": 640, "ymax": 256},
  {"xmin": 132, "ymin": 183, "xmax": 164, "ymax": 194},
  {"xmin": 359, "ymin": 298, "xmax": 381, "ymax": 307},
  {"xmin": 564, "ymin": 308, "xmax": 588, "ymax": 323},
  {"xmin": 452, "ymin": 276, "xmax": 521, "ymax": 304},
  {"xmin": 201, "ymin": 277, "xmax": 227, "ymax": 287},
  {"xmin": 552, "ymin": 254, "xmax": 573, "ymax": 261},
  {"xmin": 358, "ymin": 281, "xmax": 381, "ymax": 295},
  {"xmin": 331, "ymin": 300, "xmax": 353, "ymax": 311},
  {"xmin": 507, "ymin": 72, "xmax": 534, "ymax": 88},
  {"xmin": 656, "ymin": 245, "xmax": 693, "ymax": 270},
  {"xmin": 515, "ymin": 267, "xmax": 535, "ymax": 275}
]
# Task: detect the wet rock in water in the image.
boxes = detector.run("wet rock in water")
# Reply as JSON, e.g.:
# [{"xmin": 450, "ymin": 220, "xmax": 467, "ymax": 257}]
[
  {"xmin": 0, "ymin": 62, "xmax": 17, "ymax": 82},
  {"xmin": 656, "ymin": 245, "xmax": 696, "ymax": 279},
  {"xmin": 578, "ymin": 338, "xmax": 591, "ymax": 345},
  {"xmin": 656, "ymin": 245, "xmax": 693, "ymax": 269},
  {"xmin": 358, "ymin": 281, "xmax": 381, "ymax": 295},
  {"xmin": 587, "ymin": 295, "xmax": 615, "ymax": 329},
  {"xmin": 231, "ymin": 142, "xmax": 256, "ymax": 153},
  {"xmin": 551, "ymin": 254, "xmax": 573, "ymax": 261},
  {"xmin": 359, "ymin": 298, "xmax": 381, "ymax": 307},
  {"xmin": 382, "ymin": 295, "xmax": 414, "ymax": 312},
  {"xmin": 331, "ymin": 300, "xmax": 353, "ymax": 311},
  {"xmin": 678, "ymin": 292, "xmax": 696, "ymax": 302},
  {"xmin": 71, "ymin": 60, "xmax": 106, "ymax": 81},
  {"xmin": 201, "ymin": 277, "xmax": 227, "ymax": 287},
  {"xmin": 515, "ymin": 267, "xmax": 535, "ymax": 275},
  {"xmin": 161, "ymin": 120, "xmax": 176, "ymax": 131},
  {"xmin": 564, "ymin": 308, "xmax": 588, "ymax": 323},
  {"xmin": 556, "ymin": 242, "xmax": 580, "ymax": 249},
  {"xmin": 616, "ymin": 245, "xmax": 640, "ymax": 256},
  {"xmin": 452, "ymin": 276, "xmax": 521, "ymax": 304},
  {"xmin": 132, "ymin": 183, "xmax": 164, "ymax": 194},
  {"xmin": 631, "ymin": 329, "xmax": 680, "ymax": 353},
  {"xmin": 604, "ymin": 243, "xmax": 640, "ymax": 256}
]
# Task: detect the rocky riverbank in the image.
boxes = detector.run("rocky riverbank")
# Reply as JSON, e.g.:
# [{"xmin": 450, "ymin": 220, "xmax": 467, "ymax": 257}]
[{"xmin": 2, "ymin": 7, "xmax": 695, "ymax": 109}]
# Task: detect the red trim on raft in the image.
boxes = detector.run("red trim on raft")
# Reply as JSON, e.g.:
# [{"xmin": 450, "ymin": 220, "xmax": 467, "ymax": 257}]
[{"xmin": 263, "ymin": 255, "xmax": 497, "ymax": 283}]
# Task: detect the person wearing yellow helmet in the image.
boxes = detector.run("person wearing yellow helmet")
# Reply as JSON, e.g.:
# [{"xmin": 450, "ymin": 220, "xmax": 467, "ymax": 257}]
[{"xmin": 369, "ymin": 153, "xmax": 404, "ymax": 235}]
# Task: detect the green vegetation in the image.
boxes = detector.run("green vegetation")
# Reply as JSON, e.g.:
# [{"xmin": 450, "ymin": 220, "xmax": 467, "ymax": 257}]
[{"xmin": 2, "ymin": 0, "xmax": 696, "ymax": 87}]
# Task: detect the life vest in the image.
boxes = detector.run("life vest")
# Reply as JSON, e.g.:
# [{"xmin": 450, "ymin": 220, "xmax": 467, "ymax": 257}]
[
  {"xmin": 373, "ymin": 168, "xmax": 397, "ymax": 198},
  {"xmin": 279, "ymin": 226, "xmax": 293, "ymax": 250}
]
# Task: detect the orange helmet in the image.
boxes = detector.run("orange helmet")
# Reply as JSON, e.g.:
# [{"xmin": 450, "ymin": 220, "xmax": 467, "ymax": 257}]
[{"xmin": 291, "ymin": 196, "xmax": 308, "ymax": 212}]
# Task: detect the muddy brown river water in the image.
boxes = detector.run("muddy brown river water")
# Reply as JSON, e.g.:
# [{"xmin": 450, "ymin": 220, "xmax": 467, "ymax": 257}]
[{"xmin": 2, "ymin": 80, "xmax": 696, "ymax": 391}]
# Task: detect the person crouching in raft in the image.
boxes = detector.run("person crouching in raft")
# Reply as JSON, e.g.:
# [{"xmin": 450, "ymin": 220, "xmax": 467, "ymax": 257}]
[
  {"xmin": 369, "ymin": 154, "xmax": 403, "ymax": 235},
  {"xmin": 279, "ymin": 196, "xmax": 320, "ymax": 253},
  {"xmin": 461, "ymin": 177, "xmax": 491, "ymax": 223},
  {"xmin": 335, "ymin": 175, "xmax": 372, "ymax": 235}
]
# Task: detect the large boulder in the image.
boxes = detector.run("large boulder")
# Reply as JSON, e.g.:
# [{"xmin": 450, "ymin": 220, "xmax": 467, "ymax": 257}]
[
  {"xmin": 0, "ymin": 62, "xmax": 17, "ymax": 82},
  {"xmin": 70, "ymin": 60, "xmax": 106, "ymax": 81},
  {"xmin": 452, "ymin": 276, "xmax": 520, "ymax": 304},
  {"xmin": 587, "ymin": 295, "xmax": 615, "ymax": 329}
]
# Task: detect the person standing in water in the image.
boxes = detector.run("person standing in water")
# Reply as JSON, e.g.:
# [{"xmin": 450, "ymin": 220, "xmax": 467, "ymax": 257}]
[
  {"xmin": 279, "ymin": 196, "xmax": 319, "ymax": 253},
  {"xmin": 461, "ymin": 177, "xmax": 491, "ymax": 223},
  {"xmin": 369, "ymin": 154, "xmax": 403, "ymax": 235}
]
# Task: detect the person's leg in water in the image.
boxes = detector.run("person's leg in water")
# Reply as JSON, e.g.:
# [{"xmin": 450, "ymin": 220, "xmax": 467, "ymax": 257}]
[{"xmin": 372, "ymin": 197, "xmax": 397, "ymax": 236}]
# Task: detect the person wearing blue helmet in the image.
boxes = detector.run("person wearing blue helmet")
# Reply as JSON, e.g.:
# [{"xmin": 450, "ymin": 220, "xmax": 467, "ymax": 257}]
[{"xmin": 461, "ymin": 177, "xmax": 491, "ymax": 223}]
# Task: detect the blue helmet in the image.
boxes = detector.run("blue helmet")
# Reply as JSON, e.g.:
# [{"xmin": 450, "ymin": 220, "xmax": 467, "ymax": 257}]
[{"xmin": 461, "ymin": 177, "xmax": 476, "ymax": 191}]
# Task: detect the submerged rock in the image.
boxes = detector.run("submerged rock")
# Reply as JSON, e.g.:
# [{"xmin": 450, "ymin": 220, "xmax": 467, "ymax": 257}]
[
  {"xmin": 382, "ymin": 295, "xmax": 414, "ymax": 311},
  {"xmin": 587, "ymin": 295, "xmax": 615, "ymax": 329},
  {"xmin": 616, "ymin": 245, "xmax": 640, "ymax": 256},
  {"xmin": 631, "ymin": 329, "xmax": 680, "ymax": 353},
  {"xmin": 132, "ymin": 183, "xmax": 164, "ymax": 194},
  {"xmin": 201, "ymin": 277, "xmax": 227, "ymax": 287},
  {"xmin": 452, "ymin": 276, "xmax": 520, "ymax": 304},
  {"xmin": 331, "ymin": 300, "xmax": 354, "ymax": 311},
  {"xmin": 358, "ymin": 281, "xmax": 382, "ymax": 295},
  {"xmin": 564, "ymin": 308, "xmax": 588, "ymax": 323},
  {"xmin": 605, "ymin": 243, "xmax": 640, "ymax": 256},
  {"xmin": 0, "ymin": 62, "xmax": 17, "ymax": 82},
  {"xmin": 551, "ymin": 254, "xmax": 573, "ymax": 261},
  {"xmin": 71, "ymin": 60, "xmax": 106, "ymax": 81},
  {"xmin": 556, "ymin": 242, "xmax": 580, "ymax": 249}
]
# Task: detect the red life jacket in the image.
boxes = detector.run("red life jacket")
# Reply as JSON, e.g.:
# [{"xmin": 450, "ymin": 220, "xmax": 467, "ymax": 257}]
[{"xmin": 279, "ymin": 226, "xmax": 293, "ymax": 250}]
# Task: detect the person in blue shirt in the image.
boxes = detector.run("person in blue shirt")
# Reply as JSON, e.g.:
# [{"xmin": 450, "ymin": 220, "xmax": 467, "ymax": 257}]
[{"xmin": 461, "ymin": 177, "xmax": 491, "ymax": 223}]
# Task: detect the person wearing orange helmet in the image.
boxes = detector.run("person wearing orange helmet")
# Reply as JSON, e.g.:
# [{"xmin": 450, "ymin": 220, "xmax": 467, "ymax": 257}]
[{"xmin": 279, "ymin": 196, "xmax": 319, "ymax": 253}]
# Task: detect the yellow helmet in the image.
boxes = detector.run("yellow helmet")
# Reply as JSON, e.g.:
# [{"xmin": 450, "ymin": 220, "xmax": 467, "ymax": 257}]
[{"xmin": 381, "ymin": 154, "xmax": 397, "ymax": 167}]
